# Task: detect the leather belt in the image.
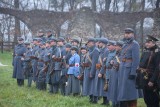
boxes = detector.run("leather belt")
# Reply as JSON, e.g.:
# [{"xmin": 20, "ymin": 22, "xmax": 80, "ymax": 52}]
[{"xmin": 122, "ymin": 58, "xmax": 132, "ymax": 62}]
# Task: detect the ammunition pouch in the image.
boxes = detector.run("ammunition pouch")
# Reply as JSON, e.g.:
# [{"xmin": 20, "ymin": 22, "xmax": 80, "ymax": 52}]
[
  {"xmin": 96, "ymin": 63, "xmax": 102, "ymax": 69},
  {"xmin": 103, "ymin": 82, "xmax": 109, "ymax": 92},
  {"xmin": 53, "ymin": 57, "xmax": 62, "ymax": 62},
  {"xmin": 82, "ymin": 63, "xmax": 90, "ymax": 67}
]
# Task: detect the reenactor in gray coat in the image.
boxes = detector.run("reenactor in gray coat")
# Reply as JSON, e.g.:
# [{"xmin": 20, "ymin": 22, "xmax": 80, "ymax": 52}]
[
  {"xmin": 118, "ymin": 28, "xmax": 140, "ymax": 107},
  {"xmin": 22, "ymin": 42, "xmax": 33, "ymax": 87},
  {"xmin": 66, "ymin": 46, "xmax": 81, "ymax": 96},
  {"xmin": 93, "ymin": 38, "xmax": 109, "ymax": 105},
  {"xmin": 59, "ymin": 43, "xmax": 72, "ymax": 95},
  {"xmin": 45, "ymin": 30, "xmax": 54, "ymax": 41},
  {"xmin": 82, "ymin": 38, "xmax": 99, "ymax": 103},
  {"xmin": 37, "ymin": 29, "xmax": 46, "ymax": 42},
  {"xmin": 108, "ymin": 41, "xmax": 123, "ymax": 107},
  {"xmin": 13, "ymin": 37, "xmax": 27, "ymax": 86}
]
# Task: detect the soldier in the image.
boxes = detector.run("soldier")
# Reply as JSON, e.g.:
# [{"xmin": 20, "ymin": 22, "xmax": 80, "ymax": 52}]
[
  {"xmin": 13, "ymin": 37, "xmax": 27, "ymax": 86},
  {"xmin": 108, "ymin": 41, "xmax": 123, "ymax": 107},
  {"xmin": 23, "ymin": 42, "xmax": 33, "ymax": 87},
  {"xmin": 37, "ymin": 42, "xmax": 47, "ymax": 90},
  {"xmin": 94, "ymin": 38, "xmax": 109, "ymax": 105},
  {"xmin": 118, "ymin": 28, "xmax": 140, "ymax": 107},
  {"xmin": 47, "ymin": 38, "xmax": 58, "ymax": 93},
  {"xmin": 31, "ymin": 38, "xmax": 41, "ymax": 87},
  {"xmin": 71, "ymin": 38, "xmax": 79, "ymax": 47},
  {"xmin": 45, "ymin": 30, "xmax": 54, "ymax": 41},
  {"xmin": 59, "ymin": 43, "xmax": 72, "ymax": 95},
  {"xmin": 136, "ymin": 35, "xmax": 160, "ymax": 107},
  {"xmin": 37, "ymin": 29, "xmax": 46, "ymax": 42},
  {"xmin": 66, "ymin": 46, "xmax": 81, "ymax": 96},
  {"xmin": 82, "ymin": 38, "xmax": 99, "ymax": 103}
]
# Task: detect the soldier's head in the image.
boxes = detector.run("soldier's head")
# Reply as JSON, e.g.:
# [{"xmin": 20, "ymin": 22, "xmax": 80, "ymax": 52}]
[
  {"xmin": 95, "ymin": 38, "xmax": 100, "ymax": 48},
  {"xmin": 37, "ymin": 29, "xmax": 44, "ymax": 37},
  {"xmin": 65, "ymin": 43, "xmax": 72, "ymax": 51},
  {"xmin": 40, "ymin": 42, "xmax": 46, "ymax": 48},
  {"xmin": 124, "ymin": 28, "xmax": 134, "ymax": 39},
  {"xmin": 46, "ymin": 30, "xmax": 52, "ymax": 37},
  {"xmin": 17, "ymin": 37, "xmax": 24, "ymax": 44},
  {"xmin": 145, "ymin": 35, "xmax": 159, "ymax": 48},
  {"xmin": 33, "ymin": 38, "xmax": 38, "ymax": 45},
  {"xmin": 115, "ymin": 41, "xmax": 123, "ymax": 51},
  {"xmin": 57, "ymin": 37, "xmax": 65, "ymax": 46},
  {"xmin": 71, "ymin": 46, "xmax": 78, "ymax": 55},
  {"xmin": 46, "ymin": 40, "xmax": 50, "ymax": 48},
  {"xmin": 50, "ymin": 38, "xmax": 57, "ymax": 46},
  {"xmin": 71, "ymin": 38, "xmax": 79, "ymax": 46},
  {"xmin": 81, "ymin": 46, "xmax": 88, "ymax": 54},
  {"xmin": 36, "ymin": 38, "xmax": 42, "ymax": 46},
  {"xmin": 107, "ymin": 40, "xmax": 116, "ymax": 51},
  {"xmin": 87, "ymin": 38, "xmax": 96, "ymax": 48},
  {"xmin": 24, "ymin": 42, "xmax": 30, "ymax": 48},
  {"xmin": 98, "ymin": 38, "xmax": 108, "ymax": 48}
]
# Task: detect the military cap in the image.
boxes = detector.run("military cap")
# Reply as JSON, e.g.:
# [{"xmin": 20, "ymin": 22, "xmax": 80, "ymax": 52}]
[
  {"xmin": 81, "ymin": 46, "xmax": 87, "ymax": 50},
  {"xmin": 46, "ymin": 40, "xmax": 50, "ymax": 43},
  {"xmin": 145, "ymin": 35, "xmax": 159, "ymax": 42},
  {"xmin": 33, "ymin": 38, "xmax": 38, "ymax": 41},
  {"xmin": 72, "ymin": 38, "xmax": 79, "ymax": 43},
  {"xmin": 87, "ymin": 38, "xmax": 96, "ymax": 43},
  {"xmin": 116, "ymin": 41, "xmax": 124, "ymax": 47},
  {"xmin": 71, "ymin": 46, "xmax": 78, "ymax": 51},
  {"xmin": 24, "ymin": 42, "xmax": 30, "ymax": 45},
  {"xmin": 124, "ymin": 28, "xmax": 134, "ymax": 33},
  {"xmin": 36, "ymin": 38, "xmax": 42, "ymax": 42},
  {"xmin": 50, "ymin": 38, "xmax": 57, "ymax": 42},
  {"xmin": 46, "ymin": 29, "xmax": 52, "ymax": 33},
  {"xmin": 57, "ymin": 37, "xmax": 65, "ymax": 42},
  {"xmin": 65, "ymin": 43, "xmax": 72, "ymax": 48},
  {"xmin": 107, "ymin": 40, "xmax": 116, "ymax": 46},
  {"xmin": 38, "ymin": 29, "xmax": 44, "ymax": 33},
  {"xmin": 99, "ymin": 38, "xmax": 108, "ymax": 44},
  {"xmin": 39, "ymin": 42, "xmax": 46, "ymax": 45},
  {"xmin": 17, "ymin": 37, "xmax": 24, "ymax": 41}
]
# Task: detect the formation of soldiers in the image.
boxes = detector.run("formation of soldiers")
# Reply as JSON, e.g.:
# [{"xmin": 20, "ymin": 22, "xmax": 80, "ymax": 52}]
[{"xmin": 12, "ymin": 28, "xmax": 160, "ymax": 107}]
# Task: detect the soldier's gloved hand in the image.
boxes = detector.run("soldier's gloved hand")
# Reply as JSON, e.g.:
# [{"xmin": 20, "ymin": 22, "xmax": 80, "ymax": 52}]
[{"xmin": 128, "ymin": 75, "xmax": 136, "ymax": 80}]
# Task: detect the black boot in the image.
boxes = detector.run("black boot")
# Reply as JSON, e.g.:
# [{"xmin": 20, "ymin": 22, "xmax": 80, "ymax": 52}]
[
  {"xmin": 119, "ymin": 101, "xmax": 127, "ymax": 107},
  {"xmin": 89, "ymin": 95, "xmax": 93, "ymax": 103},
  {"xmin": 92, "ymin": 96, "xmax": 98, "ymax": 104},
  {"xmin": 101, "ymin": 97, "xmax": 109, "ymax": 105}
]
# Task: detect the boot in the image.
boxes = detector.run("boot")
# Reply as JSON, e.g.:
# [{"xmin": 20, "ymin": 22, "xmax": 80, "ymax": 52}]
[
  {"xmin": 89, "ymin": 95, "xmax": 93, "ymax": 103},
  {"xmin": 101, "ymin": 97, "xmax": 109, "ymax": 105},
  {"xmin": 92, "ymin": 96, "xmax": 98, "ymax": 104},
  {"xmin": 127, "ymin": 100, "xmax": 137, "ymax": 107},
  {"xmin": 120, "ymin": 101, "xmax": 127, "ymax": 107}
]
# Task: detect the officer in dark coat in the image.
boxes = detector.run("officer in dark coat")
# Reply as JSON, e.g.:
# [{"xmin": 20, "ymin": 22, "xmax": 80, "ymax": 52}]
[
  {"xmin": 71, "ymin": 38, "xmax": 79, "ymax": 47},
  {"xmin": 13, "ymin": 37, "xmax": 27, "ymax": 86},
  {"xmin": 118, "ymin": 28, "xmax": 140, "ymax": 107},
  {"xmin": 82, "ymin": 38, "xmax": 99, "ymax": 103},
  {"xmin": 136, "ymin": 35, "xmax": 160, "ymax": 107},
  {"xmin": 45, "ymin": 30, "xmax": 54, "ymax": 41}
]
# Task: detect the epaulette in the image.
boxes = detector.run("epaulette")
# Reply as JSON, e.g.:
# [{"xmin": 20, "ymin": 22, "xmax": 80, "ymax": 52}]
[{"xmin": 155, "ymin": 48, "xmax": 160, "ymax": 53}]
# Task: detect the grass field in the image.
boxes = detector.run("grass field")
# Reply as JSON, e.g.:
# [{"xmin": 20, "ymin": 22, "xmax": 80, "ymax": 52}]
[{"xmin": 0, "ymin": 51, "xmax": 146, "ymax": 107}]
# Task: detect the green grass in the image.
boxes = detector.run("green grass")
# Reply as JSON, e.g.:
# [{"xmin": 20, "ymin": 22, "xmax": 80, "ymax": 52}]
[{"xmin": 0, "ymin": 51, "xmax": 146, "ymax": 107}]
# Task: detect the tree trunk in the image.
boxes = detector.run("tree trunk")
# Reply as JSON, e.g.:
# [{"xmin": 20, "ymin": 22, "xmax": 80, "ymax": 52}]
[
  {"xmin": 91, "ymin": 0, "xmax": 96, "ymax": 11},
  {"xmin": 105, "ymin": 0, "xmax": 111, "ymax": 11},
  {"xmin": 14, "ymin": 0, "xmax": 21, "ymax": 43},
  {"xmin": 156, "ymin": 0, "xmax": 160, "ymax": 8}
]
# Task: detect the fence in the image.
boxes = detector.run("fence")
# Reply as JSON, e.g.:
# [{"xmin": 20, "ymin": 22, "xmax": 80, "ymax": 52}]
[{"xmin": 0, "ymin": 41, "xmax": 16, "ymax": 53}]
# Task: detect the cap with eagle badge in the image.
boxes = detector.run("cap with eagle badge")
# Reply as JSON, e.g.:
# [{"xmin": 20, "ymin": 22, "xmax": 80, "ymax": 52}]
[{"xmin": 145, "ymin": 35, "xmax": 159, "ymax": 42}]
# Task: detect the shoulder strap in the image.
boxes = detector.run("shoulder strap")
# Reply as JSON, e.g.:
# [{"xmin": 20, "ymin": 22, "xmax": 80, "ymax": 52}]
[
  {"xmin": 86, "ymin": 53, "xmax": 92, "ymax": 64},
  {"xmin": 146, "ymin": 51, "xmax": 153, "ymax": 69},
  {"xmin": 123, "ymin": 42, "xmax": 133, "ymax": 56}
]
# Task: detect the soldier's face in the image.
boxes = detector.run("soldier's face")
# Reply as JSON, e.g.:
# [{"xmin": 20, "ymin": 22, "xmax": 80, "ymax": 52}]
[
  {"xmin": 47, "ymin": 32, "xmax": 51, "ymax": 36},
  {"xmin": 98, "ymin": 42, "xmax": 104, "ymax": 48},
  {"xmin": 46, "ymin": 43, "xmax": 50, "ymax": 47},
  {"xmin": 33, "ymin": 41, "xmax": 37, "ymax": 45},
  {"xmin": 81, "ymin": 49, "xmax": 87, "ymax": 54},
  {"xmin": 124, "ymin": 32, "xmax": 134, "ymax": 38},
  {"xmin": 145, "ymin": 41, "xmax": 155, "ymax": 48},
  {"xmin": 57, "ymin": 41, "xmax": 63, "ymax": 46},
  {"xmin": 38, "ymin": 32, "xmax": 44, "ymax": 36},
  {"xmin": 107, "ymin": 45, "xmax": 115, "ymax": 51},
  {"xmin": 72, "ymin": 41, "xmax": 78, "ymax": 46},
  {"xmin": 18, "ymin": 40, "xmax": 23, "ymax": 44},
  {"xmin": 87, "ymin": 41, "xmax": 94, "ymax": 47},
  {"xmin": 115, "ymin": 46, "xmax": 122, "ymax": 51},
  {"xmin": 66, "ymin": 48, "xmax": 70, "ymax": 51},
  {"xmin": 71, "ymin": 50, "xmax": 76, "ymax": 54}
]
